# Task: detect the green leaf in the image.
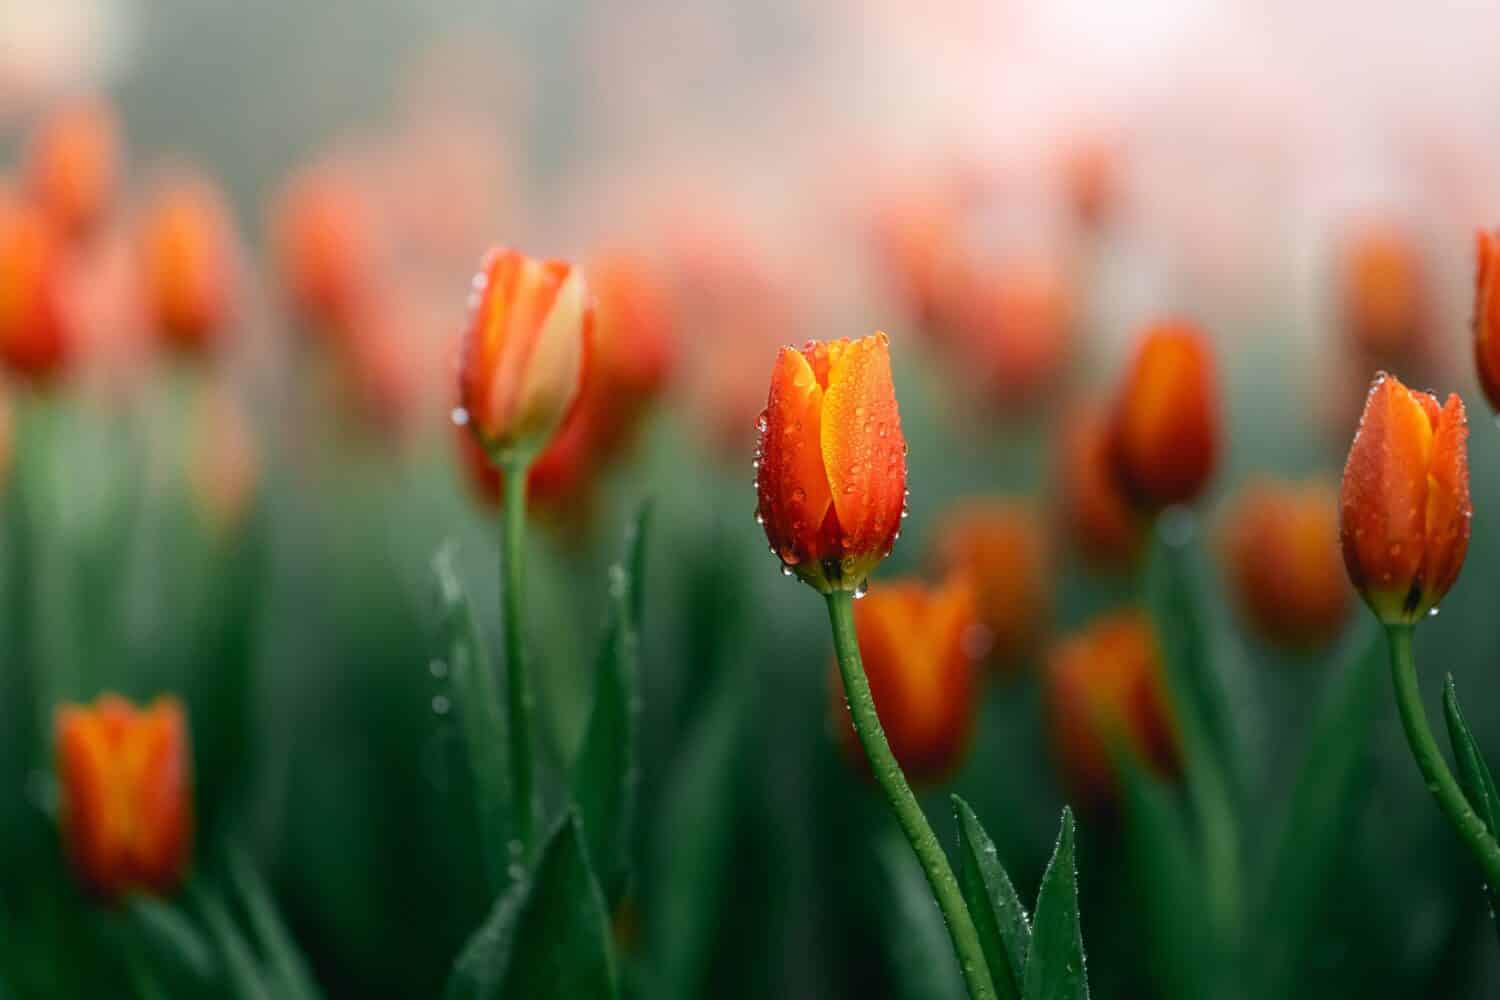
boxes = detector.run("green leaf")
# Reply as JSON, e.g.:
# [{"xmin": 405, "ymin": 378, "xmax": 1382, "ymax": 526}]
[
  {"xmin": 1442, "ymin": 674, "xmax": 1500, "ymax": 941},
  {"xmin": 226, "ymin": 847, "xmax": 322, "ymax": 1000},
  {"xmin": 433, "ymin": 544, "xmax": 512, "ymax": 892},
  {"xmin": 192, "ymin": 886, "xmax": 274, "ymax": 1000},
  {"xmin": 953, "ymin": 795, "xmax": 1030, "ymax": 1000},
  {"xmin": 447, "ymin": 810, "xmax": 617, "ymax": 1000},
  {"xmin": 873, "ymin": 832, "xmax": 964, "ymax": 1000},
  {"xmin": 125, "ymin": 895, "xmax": 217, "ymax": 987},
  {"xmin": 1023, "ymin": 809, "xmax": 1089, "ymax": 1000},
  {"xmin": 1256, "ymin": 622, "xmax": 1382, "ymax": 996},
  {"xmin": 571, "ymin": 503, "xmax": 651, "ymax": 907}
]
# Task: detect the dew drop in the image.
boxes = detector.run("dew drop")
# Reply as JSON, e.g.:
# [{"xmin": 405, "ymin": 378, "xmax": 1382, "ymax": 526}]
[
  {"xmin": 852, "ymin": 578, "xmax": 870, "ymax": 599},
  {"xmin": 431, "ymin": 694, "xmax": 451, "ymax": 715},
  {"xmin": 451, "ymin": 407, "xmax": 470, "ymax": 427},
  {"xmin": 753, "ymin": 508, "xmax": 765, "ymax": 525},
  {"xmin": 429, "ymin": 659, "xmax": 449, "ymax": 679},
  {"xmin": 1428, "ymin": 606, "xmax": 1441, "ymax": 618},
  {"xmin": 780, "ymin": 564, "xmax": 794, "ymax": 577}
]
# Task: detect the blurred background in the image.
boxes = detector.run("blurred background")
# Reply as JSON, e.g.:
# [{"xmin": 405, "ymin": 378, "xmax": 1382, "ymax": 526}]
[{"xmin": 6, "ymin": 0, "xmax": 1500, "ymax": 996}]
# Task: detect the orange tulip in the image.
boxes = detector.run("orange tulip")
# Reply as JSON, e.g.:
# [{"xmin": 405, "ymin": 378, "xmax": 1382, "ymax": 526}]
[
  {"xmin": 1054, "ymin": 404, "xmax": 1144, "ymax": 571},
  {"xmin": 930, "ymin": 500, "xmax": 1049, "ymax": 672},
  {"xmin": 270, "ymin": 163, "xmax": 376, "ymax": 335},
  {"xmin": 1338, "ymin": 224, "xmax": 1430, "ymax": 358},
  {"xmin": 55, "ymin": 695, "xmax": 193, "ymax": 900},
  {"xmin": 455, "ymin": 402, "xmax": 594, "ymax": 517},
  {"xmin": 1339, "ymin": 374, "xmax": 1470, "ymax": 625},
  {"xmin": 590, "ymin": 251, "xmax": 676, "ymax": 405},
  {"xmin": 1060, "ymin": 137, "xmax": 1119, "ymax": 232},
  {"xmin": 458, "ymin": 247, "xmax": 591, "ymax": 461},
  {"xmin": 1474, "ymin": 229, "xmax": 1500, "ymax": 413},
  {"xmin": 1045, "ymin": 610, "xmax": 1178, "ymax": 807},
  {"xmin": 1221, "ymin": 478, "xmax": 1350, "ymax": 648},
  {"xmin": 139, "ymin": 173, "xmax": 236, "ymax": 354},
  {"xmin": 955, "ymin": 260, "xmax": 1076, "ymax": 407},
  {"xmin": 24, "ymin": 98, "xmax": 119, "ymax": 239},
  {"xmin": 830, "ymin": 576, "xmax": 979, "ymax": 784},
  {"xmin": 754, "ymin": 332, "xmax": 908, "ymax": 593},
  {"xmin": 1108, "ymin": 321, "xmax": 1220, "ymax": 509},
  {"xmin": 0, "ymin": 189, "xmax": 71, "ymax": 380}
]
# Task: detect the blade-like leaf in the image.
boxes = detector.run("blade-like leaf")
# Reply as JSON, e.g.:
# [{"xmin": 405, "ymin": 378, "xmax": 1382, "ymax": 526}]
[
  {"xmin": 953, "ymin": 795, "xmax": 1030, "ymax": 1000},
  {"xmin": 1442, "ymin": 674, "xmax": 1500, "ymax": 941},
  {"xmin": 226, "ymin": 847, "xmax": 323, "ymax": 1000},
  {"xmin": 1023, "ymin": 809, "xmax": 1089, "ymax": 1000},
  {"xmin": 125, "ymin": 895, "xmax": 217, "ymax": 987},
  {"xmin": 874, "ymin": 832, "xmax": 964, "ymax": 1000},
  {"xmin": 433, "ymin": 544, "xmax": 511, "ymax": 891},
  {"xmin": 447, "ymin": 810, "xmax": 617, "ymax": 1000},
  {"xmin": 192, "ymin": 886, "xmax": 273, "ymax": 1000}
]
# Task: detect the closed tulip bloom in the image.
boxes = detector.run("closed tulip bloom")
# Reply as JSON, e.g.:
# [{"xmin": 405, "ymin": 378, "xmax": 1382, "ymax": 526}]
[
  {"xmin": 25, "ymin": 98, "xmax": 119, "ymax": 239},
  {"xmin": 1339, "ymin": 374, "xmax": 1470, "ymax": 625},
  {"xmin": 0, "ymin": 190, "xmax": 71, "ymax": 380},
  {"xmin": 1109, "ymin": 321, "xmax": 1220, "ymax": 508},
  {"xmin": 55, "ymin": 695, "xmax": 192, "ymax": 900},
  {"xmin": 930, "ymin": 500, "xmax": 1049, "ymax": 673},
  {"xmin": 590, "ymin": 251, "xmax": 676, "ymax": 403},
  {"xmin": 1340, "ymin": 224, "xmax": 1429, "ymax": 358},
  {"xmin": 755, "ymin": 332, "xmax": 908, "ymax": 593},
  {"xmin": 830, "ymin": 576, "xmax": 979, "ymax": 784},
  {"xmin": 1045, "ymin": 610, "xmax": 1178, "ymax": 806},
  {"xmin": 1222, "ymin": 478, "xmax": 1350, "ymax": 647},
  {"xmin": 139, "ymin": 173, "xmax": 236, "ymax": 353},
  {"xmin": 1055, "ymin": 403, "xmax": 1143, "ymax": 571},
  {"xmin": 271, "ymin": 163, "xmax": 375, "ymax": 335},
  {"xmin": 458, "ymin": 247, "xmax": 591, "ymax": 461},
  {"xmin": 1474, "ymin": 229, "xmax": 1500, "ymax": 413}
]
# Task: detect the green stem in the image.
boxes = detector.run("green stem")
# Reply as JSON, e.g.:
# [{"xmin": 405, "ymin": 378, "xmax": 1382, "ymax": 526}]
[
  {"xmin": 825, "ymin": 590, "xmax": 998, "ymax": 1000},
  {"xmin": 1387, "ymin": 625, "xmax": 1500, "ymax": 888},
  {"xmin": 502, "ymin": 459, "xmax": 535, "ymax": 862}
]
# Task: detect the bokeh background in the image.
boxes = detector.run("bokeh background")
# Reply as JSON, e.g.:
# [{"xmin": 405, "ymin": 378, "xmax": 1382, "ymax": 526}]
[{"xmin": 6, "ymin": 0, "xmax": 1500, "ymax": 996}]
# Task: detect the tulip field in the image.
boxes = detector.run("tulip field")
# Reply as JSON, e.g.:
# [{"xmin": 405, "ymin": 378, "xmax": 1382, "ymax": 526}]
[{"xmin": 9, "ymin": 2, "xmax": 1500, "ymax": 998}]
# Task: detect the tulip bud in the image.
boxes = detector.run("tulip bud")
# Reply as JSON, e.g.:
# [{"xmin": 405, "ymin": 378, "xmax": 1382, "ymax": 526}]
[
  {"xmin": 1060, "ymin": 137, "xmax": 1119, "ymax": 232},
  {"xmin": 1044, "ymin": 610, "xmax": 1178, "ymax": 807},
  {"xmin": 930, "ymin": 500, "xmax": 1050, "ymax": 673},
  {"xmin": 754, "ymin": 332, "xmax": 908, "ymax": 593},
  {"xmin": 954, "ymin": 260, "xmax": 1075, "ymax": 408},
  {"xmin": 590, "ymin": 251, "xmax": 676, "ymax": 404},
  {"xmin": 830, "ymin": 576, "xmax": 979, "ymax": 784},
  {"xmin": 0, "ymin": 189, "xmax": 71, "ymax": 381},
  {"xmin": 1339, "ymin": 374, "xmax": 1470, "ymax": 625},
  {"xmin": 458, "ymin": 248, "xmax": 591, "ymax": 463},
  {"xmin": 271, "ymin": 163, "xmax": 375, "ymax": 335},
  {"xmin": 1221, "ymin": 478, "xmax": 1350, "ymax": 648},
  {"xmin": 139, "ymin": 173, "xmax": 236, "ymax": 354},
  {"xmin": 1108, "ymin": 321, "xmax": 1220, "ymax": 509},
  {"xmin": 1054, "ymin": 403, "xmax": 1143, "ymax": 571},
  {"xmin": 1474, "ymin": 229, "xmax": 1500, "ymax": 413},
  {"xmin": 24, "ymin": 98, "xmax": 120, "ymax": 240},
  {"xmin": 55, "ymin": 695, "xmax": 193, "ymax": 900},
  {"xmin": 1339, "ymin": 224, "xmax": 1430, "ymax": 358}
]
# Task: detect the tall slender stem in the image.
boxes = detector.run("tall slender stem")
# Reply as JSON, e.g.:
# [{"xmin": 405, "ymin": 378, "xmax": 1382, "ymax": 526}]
[
  {"xmin": 502, "ymin": 459, "xmax": 534, "ymax": 860},
  {"xmin": 1387, "ymin": 625, "xmax": 1500, "ymax": 887},
  {"xmin": 826, "ymin": 590, "xmax": 998, "ymax": 1000}
]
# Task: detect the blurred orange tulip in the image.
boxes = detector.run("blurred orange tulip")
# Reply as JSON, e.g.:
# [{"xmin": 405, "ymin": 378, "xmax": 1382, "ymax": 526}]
[
  {"xmin": 590, "ymin": 251, "xmax": 676, "ymax": 408},
  {"xmin": 870, "ymin": 188, "xmax": 967, "ymax": 334},
  {"xmin": 953, "ymin": 260, "xmax": 1076, "ymax": 408},
  {"xmin": 755, "ymin": 332, "xmax": 908, "ymax": 593},
  {"xmin": 1474, "ymin": 229, "xmax": 1500, "ymax": 413},
  {"xmin": 1054, "ymin": 403, "xmax": 1143, "ymax": 571},
  {"xmin": 1045, "ymin": 610, "xmax": 1178, "ymax": 807},
  {"xmin": 830, "ymin": 575, "xmax": 979, "ymax": 785},
  {"xmin": 1221, "ymin": 478, "xmax": 1350, "ymax": 648},
  {"xmin": 55, "ymin": 695, "xmax": 193, "ymax": 900},
  {"xmin": 1339, "ymin": 374, "xmax": 1470, "ymax": 625},
  {"xmin": 1338, "ymin": 224, "xmax": 1431, "ymax": 359},
  {"xmin": 1109, "ymin": 321, "xmax": 1220, "ymax": 509},
  {"xmin": 930, "ymin": 499, "xmax": 1050, "ymax": 673},
  {"xmin": 138, "ymin": 173, "xmax": 236, "ymax": 354},
  {"xmin": 1060, "ymin": 138, "xmax": 1119, "ymax": 232},
  {"xmin": 270, "ymin": 163, "xmax": 376, "ymax": 336},
  {"xmin": 24, "ymin": 98, "xmax": 119, "ymax": 239},
  {"xmin": 458, "ymin": 247, "xmax": 591, "ymax": 461},
  {"xmin": 0, "ymin": 189, "xmax": 71, "ymax": 380}
]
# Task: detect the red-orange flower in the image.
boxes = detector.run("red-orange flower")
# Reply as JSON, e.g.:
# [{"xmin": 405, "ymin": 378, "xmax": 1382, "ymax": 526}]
[
  {"xmin": 270, "ymin": 163, "xmax": 376, "ymax": 335},
  {"xmin": 954, "ymin": 259, "xmax": 1076, "ymax": 407},
  {"xmin": 458, "ymin": 248, "xmax": 591, "ymax": 461},
  {"xmin": 0, "ymin": 189, "xmax": 71, "ymax": 380},
  {"xmin": 1474, "ymin": 229, "xmax": 1500, "ymax": 413},
  {"xmin": 830, "ymin": 576, "xmax": 979, "ymax": 784},
  {"xmin": 1339, "ymin": 374, "xmax": 1470, "ymax": 625},
  {"xmin": 1044, "ymin": 610, "xmax": 1178, "ymax": 807},
  {"xmin": 1338, "ymin": 224, "xmax": 1430, "ymax": 358},
  {"xmin": 138, "ymin": 173, "xmax": 236, "ymax": 354},
  {"xmin": 24, "ymin": 98, "xmax": 120, "ymax": 239},
  {"xmin": 1059, "ymin": 137, "xmax": 1119, "ymax": 232},
  {"xmin": 755, "ymin": 333, "xmax": 908, "ymax": 593},
  {"xmin": 1054, "ymin": 403, "xmax": 1144, "ymax": 572},
  {"xmin": 1108, "ymin": 321, "xmax": 1220, "ymax": 509},
  {"xmin": 930, "ymin": 500, "xmax": 1050, "ymax": 673},
  {"xmin": 590, "ymin": 251, "xmax": 676, "ymax": 406},
  {"xmin": 1221, "ymin": 478, "xmax": 1350, "ymax": 648},
  {"xmin": 55, "ymin": 695, "xmax": 193, "ymax": 900}
]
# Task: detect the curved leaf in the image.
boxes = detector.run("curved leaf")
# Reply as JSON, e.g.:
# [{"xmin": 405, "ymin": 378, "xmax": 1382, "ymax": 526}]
[
  {"xmin": 953, "ymin": 795, "xmax": 1030, "ymax": 1000},
  {"xmin": 1023, "ymin": 809, "xmax": 1089, "ymax": 1000}
]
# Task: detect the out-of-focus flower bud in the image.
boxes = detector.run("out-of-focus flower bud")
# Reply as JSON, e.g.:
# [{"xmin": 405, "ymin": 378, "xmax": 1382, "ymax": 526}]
[
  {"xmin": 830, "ymin": 575, "xmax": 979, "ymax": 785},
  {"xmin": 1059, "ymin": 137, "xmax": 1119, "ymax": 232},
  {"xmin": 1108, "ymin": 321, "xmax": 1219, "ymax": 509},
  {"xmin": 590, "ymin": 251, "xmax": 676, "ymax": 404},
  {"xmin": 55, "ymin": 695, "xmax": 192, "ymax": 900},
  {"xmin": 1338, "ymin": 224, "xmax": 1431, "ymax": 359},
  {"xmin": 0, "ymin": 188, "xmax": 71, "ymax": 380},
  {"xmin": 870, "ymin": 188, "xmax": 967, "ymax": 333},
  {"xmin": 270, "ymin": 163, "xmax": 376, "ymax": 335},
  {"xmin": 1339, "ymin": 373, "xmax": 1470, "ymax": 625},
  {"xmin": 188, "ymin": 384, "xmax": 259, "ymax": 538},
  {"xmin": 1054, "ymin": 404, "xmax": 1143, "ymax": 572},
  {"xmin": 1044, "ymin": 610, "xmax": 1178, "ymax": 807},
  {"xmin": 755, "ymin": 332, "xmax": 908, "ymax": 593},
  {"xmin": 138, "ymin": 173, "xmax": 236, "ymax": 354},
  {"xmin": 930, "ymin": 499, "xmax": 1049, "ymax": 673},
  {"xmin": 24, "ymin": 98, "xmax": 119, "ymax": 239},
  {"xmin": 1221, "ymin": 478, "xmax": 1350, "ymax": 647},
  {"xmin": 458, "ymin": 248, "xmax": 591, "ymax": 462},
  {"xmin": 956, "ymin": 259, "xmax": 1076, "ymax": 408},
  {"xmin": 1473, "ymin": 229, "xmax": 1500, "ymax": 413}
]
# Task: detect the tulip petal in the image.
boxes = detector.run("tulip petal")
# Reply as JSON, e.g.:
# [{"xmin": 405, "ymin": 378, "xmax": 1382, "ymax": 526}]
[
  {"xmin": 1420, "ymin": 393, "xmax": 1471, "ymax": 615},
  {"xmin": 821, "ymin": 332, "xmax": 906, "ymax": 564},
  {"xmin": 1475, "ymin": 230, "xmax": 1500, "ymax": 412},
  {"xmin": 756, "ymin": 346, "xmax": 833, "ymax": 567},
  {"xmin": 509, "ymin": 264, "xmax": 589, "ymax": 452}
]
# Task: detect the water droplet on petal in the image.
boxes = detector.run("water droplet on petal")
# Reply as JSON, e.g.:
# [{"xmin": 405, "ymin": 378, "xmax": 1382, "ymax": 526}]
[{"xmin": 451, "ymin": 407, "xmax": 470, "ymax": 426}]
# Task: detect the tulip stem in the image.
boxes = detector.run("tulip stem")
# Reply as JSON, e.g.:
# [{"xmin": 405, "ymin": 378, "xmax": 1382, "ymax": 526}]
[
  {"xmin": 826, "ymin": 590, "xmax": 998, "ymax": 1000},
  {"xmin": 1387, "ymin": 625, "xmax": 1500, "ymax": 888},
  {"xmin": 502, "ymin": 459, "xmax": 535, "ymax": 863}
]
